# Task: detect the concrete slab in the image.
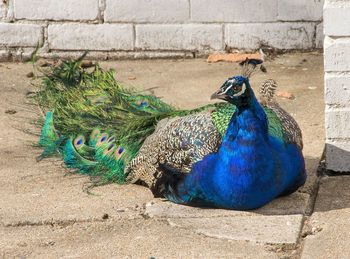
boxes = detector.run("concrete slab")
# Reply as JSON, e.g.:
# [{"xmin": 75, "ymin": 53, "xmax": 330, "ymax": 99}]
[
  {"xmin": 169, "ymin": 215, "xmax": 303, "ymax": 244},
  {"xmin": 301, "ymin": 176, "xmax": 350, "ymax": 259},
  {"xmin": 144, "ymin": 194, "xmax": 307, "ymax": 245},
  {"xmin": 145, "ymin": 192, "xmax": 309, "ymax": 219},
  {"xmin": 0, "ymin": 219, "xmax": 279, "ymax": 259}
]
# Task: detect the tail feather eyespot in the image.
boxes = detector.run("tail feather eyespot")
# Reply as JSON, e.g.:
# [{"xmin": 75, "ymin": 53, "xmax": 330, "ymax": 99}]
[
  {"xmin": 96, "ymin": 133, "xmax": 109, "ymax": 147},
  {"xmin": 74, "ymin": 135, "xmax": 85, "ymax": 149},
  {"xmin": 103, "ymin": 143, "xmax": 116, "ymax": 156},
  {"xmin": 115, "ymin": 146, "xmax": 125, "ymax": 160},
  {"xmin": 135, "ymin": 100, "xmax": 149, "ymax": 108},
  {"xmin": 107, "ymin": 136, "xmax": 115, "ymax": 143}
]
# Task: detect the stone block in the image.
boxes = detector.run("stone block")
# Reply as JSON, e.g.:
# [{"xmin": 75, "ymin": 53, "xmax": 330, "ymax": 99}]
[
  {"xmin": 324, "ymin": 36, "xmax": 350, "ymax": 72},
  {"xmin": 14, "ymin": 0, "xmax": 99, "ymax": 21},
  {"xmin": 325, "ymin": 107, "xmax": 350, "ymax": 139},
  {"xmin": 324, "ymin": 0, "xmax": 350, "ymax": 36},
  {"xmin": 48, "ymin": 24, "xmax": 134, "ymax": 51},
  {"xmin": 136, "ymin": 24, "xmax": 223, "ymax": 51},
  {"xmin": 225, "ymin": 23, "xmax": 315, "ymax": 50},
  {"xmin": 191, "ymin": 0, "xmax": 278, "ymax": 22},
  {"xmin": 0, "ymin": 23, "xmax": 42, "ymax": 47},
  {"xmin": 105, "ymin": 0, "xmax": 189, "ymax": 22},
  {"xmin": 0, "ymin": 1, "xmax": 6, "ymax": 19},
  {"xmin": 278, "ymin": 0, "xmax": 324, "ymax": 21},
  {"xmin": 316, "ymin": 22, "xmax": 324, "ymax": 48},
  {"xmin": 325, "ymin": 72, "xmax": 350, "ymax": 106}
]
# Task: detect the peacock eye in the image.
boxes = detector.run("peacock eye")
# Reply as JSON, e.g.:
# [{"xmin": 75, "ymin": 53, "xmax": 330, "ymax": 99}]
[
  {"xmin": 115, "ymin": 146, "xmax": 126, "ymax": 160},
  {"xmin": 103, "ymin": 143, "xmax": 116, "ymax": 155},
  {"xmin": 107, "ymin": 136, "xmax": 115, "ymax": 143},
  {"xmin": 108, "ymin": 143, "xmax": 115, "ymax": 151},
  {"xmin": 233, "ymin": 85, "xmax": 242, "ymax": 92},
  {"xmin": 74, "ymin": 135, "xmax": 85, "ymax": 148}
]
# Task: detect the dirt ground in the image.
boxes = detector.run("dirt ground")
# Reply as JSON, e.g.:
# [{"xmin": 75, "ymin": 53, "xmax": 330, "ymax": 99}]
[{"xmin": 0, "ymin": 52, "xmax": 325, "ymax": 258}]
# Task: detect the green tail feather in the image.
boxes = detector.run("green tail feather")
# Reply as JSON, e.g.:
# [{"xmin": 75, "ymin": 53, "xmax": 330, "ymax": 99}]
[
  {"xmin": 73, "ymin": 135, "xmax": 95, "ymax": 158},
  {"xmin": 61, "ymin": 138, "xmax": 98, "ymax": 174},
  {"xmin": 94, "ymin": 143, "xmax": 126, "ymax": 182},
  {"xmin": 37, "ymin": 111, "xmax": 61, "ymax": 160},
  {"xmin": 39, "ymin": 111, "xmax": 57, "ymax": 146}
]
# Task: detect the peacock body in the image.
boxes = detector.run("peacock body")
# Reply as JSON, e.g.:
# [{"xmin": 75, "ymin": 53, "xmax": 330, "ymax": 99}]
[
  {"xmin": 161, "ymin": 75, "xmax": 306, "ymax": 209},
  {"xmin": 35, "ymin": 57, "xmax": 305, "ymax": 209}
]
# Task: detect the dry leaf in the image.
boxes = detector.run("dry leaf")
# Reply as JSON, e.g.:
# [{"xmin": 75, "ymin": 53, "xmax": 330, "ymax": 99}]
[
  {"xmin": 26, "ymin": 72, "xmax": 34, "ymax": 78},
  {"xmin": 81, "ymin": 60, "xmax": 94, "ymax": 68},
  {"xmin": 207, "ymin": 52, "xmax": 262, "ymax": 63},
  {"xmin": 276, "ymin": 91, "xmax": 295, "ymax": 100}
]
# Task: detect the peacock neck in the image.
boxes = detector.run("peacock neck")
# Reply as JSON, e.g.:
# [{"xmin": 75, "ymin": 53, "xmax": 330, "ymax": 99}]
[{"xmin": 221, "ymin": 84, "xmax": 268, "ymax": 151}]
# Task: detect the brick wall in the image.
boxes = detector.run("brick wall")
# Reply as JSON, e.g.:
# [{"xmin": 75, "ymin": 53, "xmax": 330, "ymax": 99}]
[
  {"xmin": 324, "ymin": 0, "xmax": 350, "ymax": 172},
  {"xmin": 0, "ymin": 0, "xmax": 323, "ymax": 61}
]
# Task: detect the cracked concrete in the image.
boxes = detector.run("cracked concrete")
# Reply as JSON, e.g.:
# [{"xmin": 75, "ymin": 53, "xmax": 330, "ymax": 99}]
[
  {"xmin": 0, "ymin": 52, "xmax": 328, "ymax": 258},
  {"xmin": 301, "ymin": 176, "xmax": 350, "ymax": 258}
]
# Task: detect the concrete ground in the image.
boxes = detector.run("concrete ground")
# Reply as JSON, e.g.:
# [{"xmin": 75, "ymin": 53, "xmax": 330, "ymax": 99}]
[{"xmin": 0, "ymin": 52, "xmax": 341, "ymax": 258}]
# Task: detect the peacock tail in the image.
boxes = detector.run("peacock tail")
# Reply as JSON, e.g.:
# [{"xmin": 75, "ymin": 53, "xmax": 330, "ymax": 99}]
[{"xmin": 33, "ymin": 57, "xmax": 223, "ymax": 184}]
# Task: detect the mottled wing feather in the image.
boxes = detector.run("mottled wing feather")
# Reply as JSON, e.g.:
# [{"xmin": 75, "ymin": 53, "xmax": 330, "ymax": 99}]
[
  {"xmin": 259, "ymin": 79, "xmax": 303, "ymax": 149},
  {"xmin": 125, "ymin": 112, "xmax": 221, "ymax": 189},
  {"xmin": 265, "ymin": 102, "xmax": 303, "ymax": 150}
]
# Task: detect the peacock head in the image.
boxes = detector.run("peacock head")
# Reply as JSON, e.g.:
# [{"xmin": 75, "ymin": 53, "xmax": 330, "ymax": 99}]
[{"xmin": 211, "ymin": 75, "xmax": 251, "ymax": 106}]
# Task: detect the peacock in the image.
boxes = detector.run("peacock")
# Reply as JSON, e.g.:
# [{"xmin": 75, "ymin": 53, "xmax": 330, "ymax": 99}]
[
  {"xmin": 34, "ymin": 56, "xmax": 305, "ymax": 209},
  {"xmin": 160, "ymin": 74, "xmax": 306, "ymax": 209}
]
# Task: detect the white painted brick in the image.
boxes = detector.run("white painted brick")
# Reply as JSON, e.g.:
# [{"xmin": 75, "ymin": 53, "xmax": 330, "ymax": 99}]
[
  {"xmin": 316, "ymin": 22, "xmax": 324, "ymax": 49},
  {"xmin": 39, "ymin": 51, "xmax": 194, "ymax": 60},
  {"xmin": 324, "ymin": 0, "xmax": 350, "ymax": 36},
  {"xmin": 325, "ymin": 73, "xmax": 350, "ymax": 106},
  {"xmin": 0, "ymin": 23, "xmax": 42, "ymax": 47},
  {"xmin": 48, "ymin": 24, "xmax": 133, "ymax": 51},
  {"xmin": 136, "ymin": 24, "xmax": 223, "ymax": 51},
  {"xmin": 191, "ymin": 0, "xmax": 277, "ymax": 22},
  {"xmin": 14, "ymin": 0, "xmax": 99, "ymax": 21},
  {"xmin": 0, "ymin": 49, "xmax": 10, "ymax": 61},
  {"xmin": 326, "ymin": 107, "xmax": 350, "ymax": 139},
  {"xmin": 6, "ymin": 0, "xmax": 14, "ymax": 21},
  {"xmin": 225, "ymin": 23, "xmax": 314, "ymax": 50},
  {"xmin": 0, "ymin": 2, "xmax": 5, "ymax": 19},
  {"xmin": 105, "ymin": 0, "xmax": 189, "ymax": 23},
  {"xmin": 278, "ymin": 0, "xmax": 324, "ymax": 21},
  {"xmin": 326, "ymin": 140, "xmax": 350, "ymax": 172},
  {"xmin": 324, "ymin": 36, "xmax": 350, "ymax": 72}
]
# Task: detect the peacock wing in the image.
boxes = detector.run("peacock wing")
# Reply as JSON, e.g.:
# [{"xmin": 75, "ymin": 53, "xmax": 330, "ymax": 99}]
[
  {"xmin": 264, "ymin": 103, "xmax": 303, "ymax": 150},
  {"xmin": 125, "ymin": 112, "xmax": 222, "ymax": 192}
]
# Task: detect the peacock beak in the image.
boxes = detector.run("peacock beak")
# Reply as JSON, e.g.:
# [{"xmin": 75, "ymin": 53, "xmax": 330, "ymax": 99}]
[{"xmin": 211, "ymin": 89, "xmax": 225, "ymax": 100}]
